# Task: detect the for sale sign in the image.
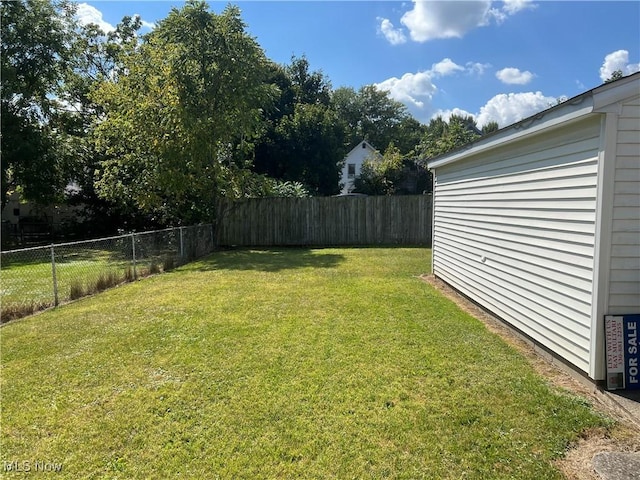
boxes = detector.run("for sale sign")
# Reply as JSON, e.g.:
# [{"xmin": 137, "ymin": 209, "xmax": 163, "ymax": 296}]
[{"xmin": 605, "ymin": 315, "xmax": 640, "ymax": 390}]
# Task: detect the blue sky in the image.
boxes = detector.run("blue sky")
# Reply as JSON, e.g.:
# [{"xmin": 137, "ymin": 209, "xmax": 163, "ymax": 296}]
[{"xmin": 78, "ymin": 1, "xmax": 640, "ymax": 128}]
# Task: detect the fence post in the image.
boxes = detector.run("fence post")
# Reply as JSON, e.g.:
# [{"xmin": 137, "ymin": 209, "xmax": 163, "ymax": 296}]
[
  {"xmin": 50, "ymin": 244, "xmax": 59, "ymax": 306},
  {"xmin": 179, "ymin": 227, "xmax": 185, "ymax": 259},
  {"xmin": 211, "ymin": 223, "xmax": 215, "ymax": 252},
  {"xmin": 131, "ymin": 232, "xmax": 137, "ymax": 280}
]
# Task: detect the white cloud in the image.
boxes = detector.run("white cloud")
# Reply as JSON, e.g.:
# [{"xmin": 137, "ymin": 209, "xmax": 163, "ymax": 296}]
[
  {"xmin": 377, "ymin": 69, "xmax": 557, "ymax": 128},
  {"xmin": 431, "ymin": 107, "xmax": 476, "ymax": 122},
  {"xmin": 377, "ymin": 17, "xmax": 407, "ymax": 45},
  {"xmin": 374, "ymin": 58, "xmax": 473, "ymax": 117},
  {"xmin": 76, "ymin": 5, "xmax": 155, "ymax": 35},
  {"xmin": 137, "ymin": 17, "xmax": 156, "ymax": 31},
  {"xmin": 433, "ymin": 92, "xmax": 557, "ymax": 129},
  {"xmin": 400, "ymin": 1, "xmax": 492, "ymax": 42},
  {"xmin": 491, "ymin": 0, "xmax": 537, "ymax": 19},
  {"xmin": 431, "ymin": 58, "xmax": 465, "ymax": 76},
  {"xmin": 501, "ymin": 0, "xmax": 537, "ymax": 15},
  {"xmin": 599, "ymin": 49, "xmax": 640, "ymax": 81},
  {"xmin": 375, "ymin": 58, "xmax": 493, "ymax": 119},
  {"xmin": 466, "ymin": 62, "xmax": 492, "ymax": 76},
  {"xmin": 475, "ymin": 91, "xmax": 557, "ymax": 127},
  {"xmin": 76, "ymin": 3, "xmax": 115, "ymax": 33},
  {"xmin": 384, "ymin": 0, "xmax": 535, "ymax": 44},
  {"xmin": 375, "ymin": 71, "xmax": 438, "ymax": 110},
  {"xmin": 496, "ymin": 67, "xmax": 535, "ymax": 85},
  {"xmin": 376, "ymin": 58, "xmax": 554, "ymax": 128},
  {"xmin": 488, "ymin": 0, "xmax": 536, "ymax": 23}
]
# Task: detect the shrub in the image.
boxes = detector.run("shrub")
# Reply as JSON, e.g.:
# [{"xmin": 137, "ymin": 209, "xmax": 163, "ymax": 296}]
[
  {"xmin": 94, "ymin": 271, "xmax": 119, "ymax": 293},
  {"xmin": 149, "ymin": 262, "xmax": 161, "ymax": 275},
  {"xmin": 0, "ymin": 301, "xmax": 47, "ymax": 323},
  {"xmin": 124, "ymin": 266, "xmax": 135, "ymax": 282},
  {"xmin": 162, "ymin": 255, "xmax": 176, "ymax": 272},
  {"xmin": 69, "ymin": 280, "xmax": 85, "ymax": 300}
]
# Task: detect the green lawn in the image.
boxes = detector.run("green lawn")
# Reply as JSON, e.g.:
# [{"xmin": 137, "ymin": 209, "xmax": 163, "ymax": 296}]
[{"xmin": 0, "ymin": 248, "xmax": 610, "ymax": 479}]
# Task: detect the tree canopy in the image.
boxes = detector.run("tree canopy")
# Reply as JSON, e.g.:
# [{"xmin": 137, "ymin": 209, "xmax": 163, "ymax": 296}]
[
  {"xmin": 92, "ymin": 2, "xmax": 276, "ymax": 223},
  {"xmin": 332, "ymin": 85, "xmax": 423, "ymax": 155},
  {"xmin": 353, "ymin": 143, "xmax": 404, "ymax": 196},
  {"xmin": 2, "ymin": 0, "xmax": 501, "ymax": 235},
  {"xmin": 252, "ymin": 56, "xmax": 345, "ymax": 196},
  {"xmin": 417, "ymin": 114, "xmax": 481, "ymax": 161},
  {"xmin": 1, "ymin": 0, "xmax": 76, "ymax": 209}
]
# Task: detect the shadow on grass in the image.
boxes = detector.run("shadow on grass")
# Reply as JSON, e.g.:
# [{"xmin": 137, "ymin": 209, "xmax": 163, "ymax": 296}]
[{"xmin": 192, "ymin": 247, "xmax": 345, "ymax": 273}]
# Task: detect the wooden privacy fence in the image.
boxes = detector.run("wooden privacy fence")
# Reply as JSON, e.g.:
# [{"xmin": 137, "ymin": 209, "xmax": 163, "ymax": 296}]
[{"xmin": 216, "ymin": 195, "xmax": 432, "ymax": 246}]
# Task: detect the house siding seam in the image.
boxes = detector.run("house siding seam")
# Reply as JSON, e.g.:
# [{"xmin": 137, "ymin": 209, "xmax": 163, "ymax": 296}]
[
  {"xmin": 432, "ymin": 116, "xmax": 601, "ymax": 374},
  {"xmin": 608, "ymin": 95, "xmax": 640, "ymax": 313}
]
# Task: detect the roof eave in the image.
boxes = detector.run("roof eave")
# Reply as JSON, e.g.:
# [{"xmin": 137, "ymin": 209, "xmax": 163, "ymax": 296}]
[
  {"xmin": 427, "ymin": 72, "xmax": 640, "ymax": 171},
  {"xmin": 344, "ymin": 139, "xmax": 381, "ymax": 158},
  {"xmin": 427, "ymin": 98, "xmax": 594, "ymax": 170},
  {"xmin": 593, "ymin": 73, "xmax": 640, "ymax": 111}
]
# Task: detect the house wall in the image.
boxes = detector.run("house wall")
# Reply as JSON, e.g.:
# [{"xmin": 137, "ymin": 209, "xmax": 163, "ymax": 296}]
[
  {"xmin": 608, "ymin": 95, "xmax": 640, "ymax": 314},
  {"xmin": 431, "ymin": 116, "xmax": 602, "ymax": 375},
  {"xmin": 340, "ymin": 142, "xmax": 380, "ymax": 194},
  {"xmin": 1, "ymin": 191, "xmax": 86, "ymax": 247}
]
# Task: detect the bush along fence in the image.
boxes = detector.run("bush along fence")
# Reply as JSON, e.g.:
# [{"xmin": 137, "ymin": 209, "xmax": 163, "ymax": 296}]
[{"xmin": 0, "ymin": 224, "xmax": 214, "ymax": 323}]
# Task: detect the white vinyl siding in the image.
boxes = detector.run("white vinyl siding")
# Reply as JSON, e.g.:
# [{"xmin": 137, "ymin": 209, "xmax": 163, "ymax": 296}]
[
  {"xmin": 608, "ymin": 96, "xmax": 640, "ymax": 313},
  {"xmin": 340, "ymin": 141, "xmax": 381, "ymax": 194},
  {"xmin": 432, "ymin": 117, "xmax": 601, "ymax": 373}
]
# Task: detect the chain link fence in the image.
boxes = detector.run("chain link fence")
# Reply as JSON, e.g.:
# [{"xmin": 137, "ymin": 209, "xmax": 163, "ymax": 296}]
[{"xmin": 1, "ymin": 225, "xmax": 215, "ymax": 323}]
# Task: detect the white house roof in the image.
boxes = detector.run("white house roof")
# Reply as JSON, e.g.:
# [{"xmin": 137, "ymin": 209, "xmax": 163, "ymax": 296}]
[
  {"xmin": 427, "ymin": 72, "xmax": 640, "ymax": 170},
  {"xmin": 344, "ymin": 140, "xmax": 382, "ymax": 159}
]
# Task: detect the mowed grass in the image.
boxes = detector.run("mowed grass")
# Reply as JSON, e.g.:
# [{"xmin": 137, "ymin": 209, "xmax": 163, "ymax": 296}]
[{"xmin": 0, "ymin": 248, "xmax": 610, "ymax": 479}]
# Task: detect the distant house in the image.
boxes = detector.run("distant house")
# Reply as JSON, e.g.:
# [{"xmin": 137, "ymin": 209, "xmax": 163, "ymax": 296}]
[
  {"xmin": 1, "ymin": 186, "xmax": 85, "ymax": 247},
  {"xmin": 339, "ymin": 140, "xmax": 382, "ymax": 195},
  {"xmin": 427, "ymin": 72, "xmax": 640, "ymax": 385}
]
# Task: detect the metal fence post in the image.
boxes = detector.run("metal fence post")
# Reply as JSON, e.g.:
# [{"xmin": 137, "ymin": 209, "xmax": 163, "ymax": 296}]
[
  {"xmin": 179, "ymin": 227, "xmax": 185, "ymax": 259},
  {"xmin": 211, "ymin": 223, "xmax": 215, "ymax": 252},
  {"xmin": 50, "ymin": 244, "xmax": 59, "ymax": 306},
  {"xmin": 131, "ymin": 232, "xmax": 137, "ymax": 280}
]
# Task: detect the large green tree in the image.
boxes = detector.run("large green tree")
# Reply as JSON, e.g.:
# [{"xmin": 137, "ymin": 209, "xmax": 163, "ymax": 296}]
[
  {"xmin": 1, "ymin": 0, "xmax": 76, "ymax": 210},
  {"xmin": 285, "ymin": 55, "xmax": 332, "ymax": 106},
  {"xmin": 417, "ymin": 114, "xmax": 481, "ymax": 161},
  {"xmin": 332, "ymin": 85, "xmax": 423, "ymax": 155},
  {"xmin": 253, "ymin": 56, "xmax": 346, "ymax": 194},
  {"xmin": 353, "ymin": 143, "xmax": 404, "ymax": 196},
  {"xmin": 92, "ymin": 1, "xmax": 276, "ymax": 224},
  {"xmin": 481, "ymin": 120, "xmax": 499, "ymax": 135},
  {"xmin": 56, "ymin": 15, "xmax": 155, "ymax": 234},
  {"xmin": 272, "ymin": 103, "xmax": 346, "ymax": 195}
]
